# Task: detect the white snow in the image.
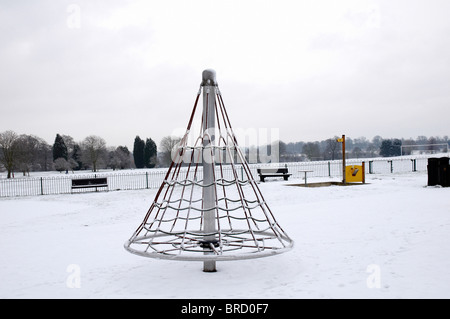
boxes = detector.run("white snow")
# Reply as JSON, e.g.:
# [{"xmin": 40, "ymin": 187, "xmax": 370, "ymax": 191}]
[{"xmin": 1, "ymin": 172, "xmax": 449, "ymax": 299}]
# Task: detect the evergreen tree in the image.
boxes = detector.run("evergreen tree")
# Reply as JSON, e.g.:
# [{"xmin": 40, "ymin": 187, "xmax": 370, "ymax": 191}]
[
  {"xmin": 52, "ymin": 134, "xmax": 68, "ymax": 161},
  {"xmin": 133, "ymin": 136, "xmax": 145, "ymax": 168},
  {"xmin": 380, "ymin": 139, "xmax": 401, "ymax": 157},
  {"xmin": 379, "ymin": 139, "xmax": 392, "ymax": 157},
  {"xmin": 144, "ymin": 138, "xmax": 157, "ymax": 168},
  {"xmin": 71, "ymin": 144, "xmax": 83, "ymax": 170},
  {"xmin": 392, "ymin": 139, "xmax": 402, "ymax": 156}
]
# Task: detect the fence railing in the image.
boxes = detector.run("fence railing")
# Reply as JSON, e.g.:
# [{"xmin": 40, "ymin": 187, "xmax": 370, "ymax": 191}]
[{"xmin": 0, "ymin": 154, "xmax": 439, "ymax": 198}]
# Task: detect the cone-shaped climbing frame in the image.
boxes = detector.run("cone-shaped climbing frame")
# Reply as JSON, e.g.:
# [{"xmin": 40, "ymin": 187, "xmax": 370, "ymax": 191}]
[{"xmin": 124, "ymin": 70, "xmax": 294, "ymax": 271}]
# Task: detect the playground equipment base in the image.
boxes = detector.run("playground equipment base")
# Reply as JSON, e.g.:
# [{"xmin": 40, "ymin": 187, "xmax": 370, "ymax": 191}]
[{"xmin": 288, "ymin": 181, "xmax": 368, "ymax": 188}]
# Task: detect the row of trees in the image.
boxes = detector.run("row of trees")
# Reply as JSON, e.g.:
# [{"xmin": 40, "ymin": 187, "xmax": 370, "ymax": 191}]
[
  {"xmin": 0, "ymin": 130, "xmax": 178, "ymax": 178},
  {"xmin": 51, "ymin": 134, "xmax": 131, "ymax": 173},
  {"xmin": 0, "ymin": 130, "xmax": 183, "ymax": 178},
  {"xmin": 249, "ymin": 135, "xmax": 449, "ymax": 162},
  {"xmin": 0, "ymin": 131, "xmax": 135, "ymax": 178},
  {"xmin": 0, "ymin": 131, "xmax": 52, "ymax": 178},
  {"xmin": 152, "ymin": 134, "xmax": 448, "ymax": 164},
  {"xmin": 1, "ymin": 129, "xmax": 448, "ymax": 178}
]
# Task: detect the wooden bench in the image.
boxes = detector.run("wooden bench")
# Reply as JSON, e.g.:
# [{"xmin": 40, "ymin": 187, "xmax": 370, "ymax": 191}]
[
  {"xmin": 71, "ymin": 177, "xmax": 108, "ymax": 192},
  {"xmin": 257, "ymin": 168, "xmax": 291, "ymax": 182}
]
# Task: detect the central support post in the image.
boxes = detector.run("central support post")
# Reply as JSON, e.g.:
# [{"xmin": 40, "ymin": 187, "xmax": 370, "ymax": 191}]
[{"xmin": 201, "ymin": 69, "xmax": 217, "ymax": 272}]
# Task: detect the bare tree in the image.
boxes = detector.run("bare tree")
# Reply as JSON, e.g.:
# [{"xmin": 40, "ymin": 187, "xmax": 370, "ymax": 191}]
[
  {"xmin": 0, "ymin": 130, "xmax": 19, "ymax": 178},
  {"xmin": 108, "ymin": 146, "xmax": 132, "ymax": 170},
  {"xmin": 302, "ymin": 142, "xmax": 321, "ymax": 161},
  {"xmin": 81, "ymin": 135, "xmax": 107, "ymax": 172},
  {"xmin": 61, "ymin": 135, "xmax": 76, "ymax": 155},
  {"xmin": 15, "ymin": 134, "xmax": 42, "ymax": 176},
  {"xmin": 116, "ymin": 146, "xmax": 132, "ymax": 169},
  {"xmin": 33, "ymin": 137, "xmax": 52, "ymax": 171},
  {"xmin": 159, "ymin": 136, "xmax": 181, "ymax": 167},
  {"xmin": 323, "ymin": 137, "xmax": 340, "ymax": 160},
  {"xmin": 351, "ymin": 147, "xmax": 363, "ymax": 159}
]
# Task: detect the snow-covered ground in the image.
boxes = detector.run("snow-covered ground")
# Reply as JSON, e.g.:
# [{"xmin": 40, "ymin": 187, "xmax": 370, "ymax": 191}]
[{"xmin": 1, "ymin": 172, "xmax": 449, "ymax": 299}]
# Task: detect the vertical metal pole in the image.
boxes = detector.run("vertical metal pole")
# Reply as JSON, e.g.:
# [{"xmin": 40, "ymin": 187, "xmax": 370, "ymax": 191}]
[
  {"xmin": 201, "ymin": 69, "xmax": 217, "ymax": 272},
  {"xmin": 342, "ymin": 135, "xmax": 346, "ymax": 185},
  {"xmin": 362, "ymin": 161, "xmax": 365, "ymax": 184}
]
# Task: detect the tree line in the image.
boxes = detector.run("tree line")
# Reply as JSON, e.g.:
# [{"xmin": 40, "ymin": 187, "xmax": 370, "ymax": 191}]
[
  {"xmin": 0, "ymin": 130, "xmax": 187, "ymax": 178},
  {"xmin": 0, "ymin": 131, "xmax": 151, "ymax": 178},
  {"xmin": 0, "ymin": 129, "xmax": 448, "ymax": 178},
  {"xmin": 277, "ymin": 135, "xmax": 449, "ymax": 162}
]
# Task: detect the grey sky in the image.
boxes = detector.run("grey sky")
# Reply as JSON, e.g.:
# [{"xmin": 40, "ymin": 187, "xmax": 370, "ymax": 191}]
[{"xmin": 1, "ymin": 0, "xmax": 449, "ymax": 150}]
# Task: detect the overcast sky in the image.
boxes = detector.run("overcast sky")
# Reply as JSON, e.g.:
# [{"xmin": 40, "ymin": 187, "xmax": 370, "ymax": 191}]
[{"xmin": 1, "ymin": 0, "xmax": 449, "ymax": 150}]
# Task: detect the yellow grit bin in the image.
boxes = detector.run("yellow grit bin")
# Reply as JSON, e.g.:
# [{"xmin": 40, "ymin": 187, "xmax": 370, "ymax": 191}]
[{"xmin": 345, "ymin": 163, "xmax": 365, "ymax": 183}]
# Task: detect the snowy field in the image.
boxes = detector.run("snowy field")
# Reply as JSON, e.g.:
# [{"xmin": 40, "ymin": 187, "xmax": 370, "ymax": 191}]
[{"xmin": 1, "ymin": 171, "xmax": 449, "ymax": 299}]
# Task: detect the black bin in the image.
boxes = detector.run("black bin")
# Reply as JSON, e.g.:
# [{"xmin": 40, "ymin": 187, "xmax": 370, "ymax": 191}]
[{"xmin": 427, "ymin": 157, "xmax": 450, "ymax": 187}]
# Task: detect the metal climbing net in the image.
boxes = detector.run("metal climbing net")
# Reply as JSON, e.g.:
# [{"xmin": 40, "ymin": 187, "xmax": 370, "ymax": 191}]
[{"xmin": 124, "ymin": 70, "xmax": 293, "ymax": 268}]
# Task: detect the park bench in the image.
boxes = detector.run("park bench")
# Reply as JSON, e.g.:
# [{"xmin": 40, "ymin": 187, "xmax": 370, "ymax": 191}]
[
  {"xmin": 257, "ymin": 168, "xmax": 291, "ymax": 182},
  {"xmin": 71, "ymin": 177, "xmax": 108, "ymax": 192}
]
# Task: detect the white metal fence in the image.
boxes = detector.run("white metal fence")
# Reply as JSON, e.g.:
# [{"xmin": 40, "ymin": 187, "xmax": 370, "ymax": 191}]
[{"xmin": 0, "ymin": 155, "xmax": 440, "ymax": 197}]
